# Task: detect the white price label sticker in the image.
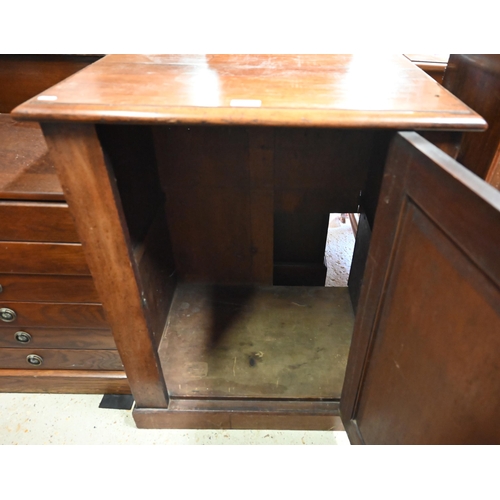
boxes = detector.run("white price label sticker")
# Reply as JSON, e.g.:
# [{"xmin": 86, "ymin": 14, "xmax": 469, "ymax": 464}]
[{"xmin": 230, "ymin": 99, "xmax": 262, "ymax": 107}]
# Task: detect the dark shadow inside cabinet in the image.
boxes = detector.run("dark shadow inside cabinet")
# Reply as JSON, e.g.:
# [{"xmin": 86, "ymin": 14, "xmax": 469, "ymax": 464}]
[{"xmin": 96, "ymin": 124, "xmax": 390, "ymax": 404}]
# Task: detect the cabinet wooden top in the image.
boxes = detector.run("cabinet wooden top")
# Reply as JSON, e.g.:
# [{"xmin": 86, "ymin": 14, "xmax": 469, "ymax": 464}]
[{"xmin": 12, "ymin": 54, "xmax": 486, "ymax": 130}]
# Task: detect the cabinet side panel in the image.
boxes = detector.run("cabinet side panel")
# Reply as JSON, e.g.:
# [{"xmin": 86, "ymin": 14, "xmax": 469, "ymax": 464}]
[{"xmin": 41, "ymin": 123, "xmax": 168, "ymax": 408}]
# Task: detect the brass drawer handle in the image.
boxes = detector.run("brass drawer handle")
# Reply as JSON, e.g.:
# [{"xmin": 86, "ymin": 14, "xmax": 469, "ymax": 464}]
[
  {"xmin": 15, "ymin": 331, "xmax": 32, "ymax": 344},
  {"xmin": 0, "ymin": 308, "xmax": 16, "ymax": 322},
  {"xmin": 26, "ymin": 354, "xmax": 43, "ymax": 366}
]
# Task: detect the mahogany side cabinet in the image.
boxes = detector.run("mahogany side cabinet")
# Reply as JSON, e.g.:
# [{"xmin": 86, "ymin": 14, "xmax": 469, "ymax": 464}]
[{"xmin": 12, "ymin": 54, "xmax": 500, "ymax": 444}]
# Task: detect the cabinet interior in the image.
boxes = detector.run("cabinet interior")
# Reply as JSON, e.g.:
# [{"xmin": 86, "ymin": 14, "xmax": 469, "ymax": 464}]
[{"xmin": 96, "ymin": 124, "xmax": 390, "ymax": 402}]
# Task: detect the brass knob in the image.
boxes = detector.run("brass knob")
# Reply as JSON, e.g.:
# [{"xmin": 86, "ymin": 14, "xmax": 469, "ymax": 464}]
[
  {"xmin": 15, "ymin": 331, "xmax": 32, "ymax": 344},
  {"xmin": 26, "ymin": 354, "xmax": 43, "ymax": 366},
  {"xmin": 0, "ymin": 308, "xmax": 16, "ymax": 322}
]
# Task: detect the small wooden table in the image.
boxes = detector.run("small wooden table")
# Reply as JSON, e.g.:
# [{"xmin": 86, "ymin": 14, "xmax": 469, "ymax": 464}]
[{"xmin": 12, "ymin": 55, "xmax": 485, "ymax": 433}]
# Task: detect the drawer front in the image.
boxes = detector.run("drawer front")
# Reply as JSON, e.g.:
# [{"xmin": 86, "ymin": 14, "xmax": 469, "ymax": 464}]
[
  {"xmin": 0, "ymin": 348, "xmax": 123, "ymax": 370},
  {"xmin": 0, "ymin": 327, "xmax": 115, "ymax": 350},
  {"xmin": 0, "ymin": 242, "xmax": 90, "ymax": 275},
  {"xmin": 0, "ymin": 274, "xmax": 100, "ymax": 303},
  {"xmin": 0, "ymin": 302, "xmax": 108, "ymax": 329},
  {"xmin": 0, "ymin": 201, "xmax": 80, "ymax": 242},
  {"xmin": 0, "ymin": 369, "xmax": 130, "ymax": 394}
]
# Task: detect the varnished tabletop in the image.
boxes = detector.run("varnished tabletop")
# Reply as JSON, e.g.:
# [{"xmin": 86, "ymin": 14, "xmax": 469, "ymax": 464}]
[{"xmin": 12, "ymin": 54, "xmax": 485, "ymax": 130}]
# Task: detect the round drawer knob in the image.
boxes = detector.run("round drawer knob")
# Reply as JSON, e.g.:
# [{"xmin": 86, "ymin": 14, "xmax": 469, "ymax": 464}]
[
  {"xmin": 15, "ymin": 331, "xmax": 32, "ymax": 344},
  {"xmin": 26, "ymin": 354, "xmax": 43, "ymax": 366},
  {"xmin": 0, "ymin": 308, "xmax": 16, "ymax": 322}
]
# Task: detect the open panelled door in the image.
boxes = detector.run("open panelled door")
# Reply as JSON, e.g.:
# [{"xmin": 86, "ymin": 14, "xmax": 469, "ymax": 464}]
[{"xmin": 341, "ymin": 132, "xmax": 500, "ymax": 444}]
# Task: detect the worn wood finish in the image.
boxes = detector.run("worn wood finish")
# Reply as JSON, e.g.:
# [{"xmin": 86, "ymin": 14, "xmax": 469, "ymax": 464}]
[
  {"xmin": 0, "ymin": 115, "xmax": 63, "ymax": 201},
  {"xmin": 341, "ymin": 132, "xmax": 500, "ymax": 444},
  {"xmin": 0, "ymin": 55, "xmax": 102, "ymax": 113},
  {"xmin": 134, "ymin": 399, "xmax": 342, "ymax": 430},
  {"xmin": 159, "ymin": 284, "xmax": 354, "ymax": 400},
  {"xmin": 0, "ymin": 369, "xmax": 130, "ymax": 394},
  {"xmin": 41, "ymin": 122, "xmax": 168, "ymax": 408},
  {"xmin": 0, "ymin": 326, "xmax": 114, "ymax": 350},
  {"xmin": 0, "ymin": 201, "xmax": 79, "ymax": 242},
  {"xmin": 0, "ymin": 347, "xmax": 123, "ymax": 370},
  {"xmin": 12, "ymin": 55, "xmax": 485, "ymax": 130},
  {"xmin": 0, "ymin": 242, "xmax": 89, "ymax": 275},
  {"xmin": 0, "ymin": 301, "xmax": 108, "ymax": 329},
  {"xmin": 0, "ymin": 274, "xmax": 100, "ymax": 303},
  {"xmin": 443, "ymin": 55, "xmax": 500, "ymax": 188}
]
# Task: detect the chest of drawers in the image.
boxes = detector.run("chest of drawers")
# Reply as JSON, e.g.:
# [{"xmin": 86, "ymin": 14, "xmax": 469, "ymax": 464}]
[{"xmin": 0, "ymin": 115, "xmax": 129, "ymax": 393}]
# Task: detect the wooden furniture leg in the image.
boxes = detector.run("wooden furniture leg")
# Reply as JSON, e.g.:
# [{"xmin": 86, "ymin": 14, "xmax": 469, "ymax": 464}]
[{"xmin": 41, "ymin": 123, "xmax": 168, "ymax": 408}]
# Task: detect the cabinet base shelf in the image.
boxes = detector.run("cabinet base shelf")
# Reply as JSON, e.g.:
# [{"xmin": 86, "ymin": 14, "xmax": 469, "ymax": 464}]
[
  {"xmin": 159, "ymin": 284, "xmax": 354, "ymax": 401},
  {"xmin": 133, "ymin": 398, "xmax": 342, "ymax": 430}
]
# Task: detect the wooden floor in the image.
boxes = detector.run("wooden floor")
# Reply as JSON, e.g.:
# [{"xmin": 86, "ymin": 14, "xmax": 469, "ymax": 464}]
[{"xmin": 159, "ymin": 284, "xmax": 354, "ymax": 400}]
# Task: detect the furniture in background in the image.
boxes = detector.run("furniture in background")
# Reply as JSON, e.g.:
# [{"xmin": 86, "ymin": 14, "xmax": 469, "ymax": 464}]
[
  {"xmin": 0, "ymin": 55, "xmax": 129, "ymax": 394},
  {"xmin": 0, "ymin": 55, "xmax": 103, "ymax": 114},
  {"xmin": 441, "ymin": 54, "xmax": 500, "ymax": 189},
  {"xmin": 404, "ymin": 54, "xmax": 449, "ymax": 83}
]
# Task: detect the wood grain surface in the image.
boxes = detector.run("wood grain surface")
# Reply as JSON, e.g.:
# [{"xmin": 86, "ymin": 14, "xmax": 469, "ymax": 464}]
[
  {"xmin": 0, "ymin": 115, "xmax": 63, "ymax": 201},
  {"xmin": 0, "ymin": 242, "xmax": 89, "ymax": 275},
  {"xmin": 0, "ymin": 348, "xmax": 123, "ymax": 370},
  {"xmin": 41, "ymin": 122, "xmax": 168, "ymax": 408},
  {"xmin": 0, "ymin": 201, "xmax": 79, "ymax": 242},
  {"xmin": 12, "ymin": 55, "xmax": 485, "ymax": 130},
  {"xmin": 154, "ymin": 126, "xmax": 275, "ymax": 284},
  {"xmin": 341, "ymin": 132, "xmax": 500, "ymax": 444},
  {"xmin": 0, "ymin": 368, "xmax": 130, "ymax": 394},
  {"xmin": 0, "ymin": 55, "xmax": 102, "ymax": 113},
  {"xmin": 134, "ymin": 399, "xmax": 343, "ymax": 430},
  {"xmin": 0, "ymin": 301, "xmax": 108, "ymax": 329},
  {"xmin": 443, "ymin": 55, "xmax": 500, "ymax": 188},
  {"xmin": 0, "ymin": 274, "xmax": 100, "ymax": 303},
  {"xmin": 0, "ymin": 326, "xmax": 114, "ymax": 350}
]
